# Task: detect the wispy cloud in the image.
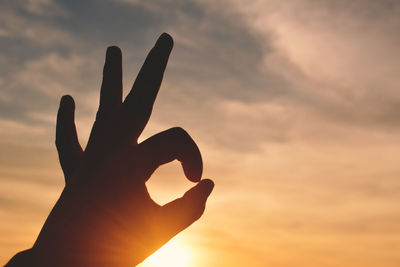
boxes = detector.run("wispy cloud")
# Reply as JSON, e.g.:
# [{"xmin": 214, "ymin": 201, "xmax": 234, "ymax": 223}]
[{"xmin": 1, "ymin": 0, "xmax": 400, "ymax": 266}]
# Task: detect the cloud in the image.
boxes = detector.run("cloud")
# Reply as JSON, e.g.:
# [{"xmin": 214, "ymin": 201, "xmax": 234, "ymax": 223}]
[
  {"xmin": 0, "ymin": 1, "xmax": 71, "ymax": 46},
  {"xmin": 2, "ymin": 1, "xmax": 400, "ymax": 266},
  {"xmin": 226, "ymin": 0, "xmax": 400, "ymax": 130}
]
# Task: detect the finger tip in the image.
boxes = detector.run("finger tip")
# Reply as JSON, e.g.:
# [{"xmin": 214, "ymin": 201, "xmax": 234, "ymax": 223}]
[
  {"xmin": 185, "ymin": 178, "xmax": 214, "ymax": 201},
  {"xmin": 186, "ymin": 169, "xmax": 202, "ymax": 182},
  {"xmin": 183, "ymin": 160, "xmax": 202, "ymax": 182},
  {"xmin": 189, "ymin": 177, "xmax": 200, "ymax": 183},
  {"xmin": 199, "ymin": 178, "xmax": 214, "ymax": 196},
  {"xmin": 157, "ymin": 32, "xmax": 174, "ymax": 50},
  {"xmin": 202, "ymin": 178, "xmax": 214, "ymax": 189},
  {"xmin": 107, "ymin": 45, "xmax": 121, "ymax": 52},
  {"xmin": 161, "ymin": 32, "xmax": 173, "ymax": 43},
  {"xmin": 106, "ymin": 45, "xmax": 122, "ymax": 60},
  {"xmin": 60, "ymin": 95, "xmax": 74, "ymax": 108}
]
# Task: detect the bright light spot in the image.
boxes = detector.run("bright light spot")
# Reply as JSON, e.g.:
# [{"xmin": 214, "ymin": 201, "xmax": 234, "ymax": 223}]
[{"xmin": 139, "ymin": 239, "xmax": 191, "ymax": 267}]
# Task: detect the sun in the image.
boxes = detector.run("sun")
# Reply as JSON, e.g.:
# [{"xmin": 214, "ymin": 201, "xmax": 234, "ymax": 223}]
[{"xmin": 138, "ymin": 239, "xmax": 191, "ymax": 267}]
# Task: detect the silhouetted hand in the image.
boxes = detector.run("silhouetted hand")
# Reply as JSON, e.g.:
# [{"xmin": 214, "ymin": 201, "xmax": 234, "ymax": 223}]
[{"xmin": 6, "ymin": 33, "xmax": 214, "ymax": 267}]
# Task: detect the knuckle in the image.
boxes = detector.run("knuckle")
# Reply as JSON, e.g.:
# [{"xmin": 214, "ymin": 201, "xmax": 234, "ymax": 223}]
[{"xmin": 170, "ymin": 126, "xmax": 189, "ymax": 138}]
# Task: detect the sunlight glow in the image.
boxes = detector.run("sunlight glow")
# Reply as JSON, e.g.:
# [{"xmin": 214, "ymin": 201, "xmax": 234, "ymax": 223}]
[{"xmin": 139, "ymin": 239, "xmax": 191, "ymax": 267}]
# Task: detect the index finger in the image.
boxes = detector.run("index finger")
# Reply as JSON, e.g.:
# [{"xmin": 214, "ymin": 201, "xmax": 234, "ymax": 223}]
[
  {"xmin": 121, "ymin": 33, "xmax": 173, "ymax": 142},
  {"xmin": 138, "ymin": 127, "xmax": 203, "ymax": 182}
]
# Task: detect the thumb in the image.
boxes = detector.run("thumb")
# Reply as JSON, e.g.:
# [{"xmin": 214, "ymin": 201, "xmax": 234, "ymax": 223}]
[{"xmin": 160, "ymin": 179, "xmax": 214, "ymax": 240}]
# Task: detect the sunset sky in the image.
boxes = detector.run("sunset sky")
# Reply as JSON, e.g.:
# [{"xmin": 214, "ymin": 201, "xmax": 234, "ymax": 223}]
[{"xmin": 1, "ymin": 0, "xmax": 400, "ymax": 266}]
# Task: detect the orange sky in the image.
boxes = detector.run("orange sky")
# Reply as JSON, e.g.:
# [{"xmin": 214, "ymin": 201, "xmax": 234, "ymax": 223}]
[{"xmin": 1, "ymin": 1, "xmax": 400, "ymax": 266}]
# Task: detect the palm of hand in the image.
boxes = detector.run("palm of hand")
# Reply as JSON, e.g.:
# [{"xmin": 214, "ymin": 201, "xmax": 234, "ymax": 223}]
[{"xmin": 32, "ymin": 33, "xmax": 214, "ymax": 266}]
